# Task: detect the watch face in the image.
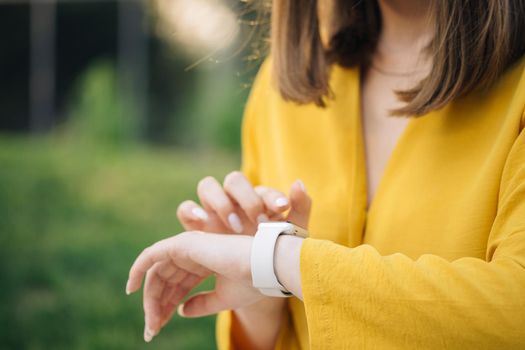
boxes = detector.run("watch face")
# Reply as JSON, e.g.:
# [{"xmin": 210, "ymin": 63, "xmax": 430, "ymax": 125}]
[
  {"xmin": 258, "ymin": 221, "xmax": 290, "ymax": 227},
  {"xmin": 257, "ymin": 222, "xmax": 309, "ymax": 237},
  {"xmin": 258, "ymin": 221, "xmax": 293, "ymax": 231}
]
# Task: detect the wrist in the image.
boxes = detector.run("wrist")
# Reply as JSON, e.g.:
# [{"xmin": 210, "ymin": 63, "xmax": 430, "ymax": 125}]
[
  {"xmin": 232, "ymin": 299, "xmax": 286, "ymax": 350},
  {"xmin": 235, "ymin": 297, "xmax": 286, "ymax": 318},
  {"xmin": 274, "ymin": 235, "xmax": 304, "ymax": 300}
]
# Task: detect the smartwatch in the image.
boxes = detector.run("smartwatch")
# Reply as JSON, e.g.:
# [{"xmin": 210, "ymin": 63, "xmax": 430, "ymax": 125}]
[{"xmin": 251, "ymin": 222, "xmax": 309, "ymax": 297}]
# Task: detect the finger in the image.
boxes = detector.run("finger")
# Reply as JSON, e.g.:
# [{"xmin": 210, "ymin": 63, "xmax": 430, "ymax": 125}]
[
  {"xmin": 197, "ymin": 176, "xmax": 243, "ymax": 233},
  {"xmin": 177, "ymin": 291, "xmax": 226, "ymax": 318},
  {"xmin": 127, "ymin": 239, "xmax": 174, "ymax": 294},
  {"xmin": 178, "ymin": 200, "xmax": 231, "ymax": 233},
  {"xmin": 159, "ymin": 269, "xmax": 188, "ymax": 308},
  {"xmin": 143, "ymin": 264, "xmax": 165, "ymax": 342},
  {"xmin": 231, "ymin": 204, "xmax": 261, "ymax": 235},
  {"xmin": 158, "ymin": 267, "xmax": 182, "ymax": 308},
  {"xmin": 167, "ymin": 268, "xmax": 187, "ymax": 285},
  {"xmin": 286, "ymin": 180, "xmax": 311, "ymax": 229},
  {"xmin": 164, "ymin": 272, "xmax": 204, "ymax": 308},
  {"xmin": 160, "ymin": 301, "xmax": 178, "ymax": 328},
  {"xmin": 177, "ymin": 200, "xmax": 208, "ymax": 231},
  {"xmin": 254, "ymin": 186, "xmax": 290, "ymax": 214},
  {"xmin": 223, "ymin": 171, "xmax": 268, "ymax": 224},
  {"xmin": 268, "ymin": 212, "xmax": 286, "ymax": 221},
  {"xmin": 160, "ymin": 284, "xmax": 177, "ymax": 307},
  {"xmin": 160, "ymin": 273, "xmax": 202, "ymax": 328}
]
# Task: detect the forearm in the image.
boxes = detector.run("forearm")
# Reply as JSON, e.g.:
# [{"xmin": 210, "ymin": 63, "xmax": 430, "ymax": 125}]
[
  {"xmin": 229, "ymin": 226, "xmax": 306, "ymax": 349},
  {"xmin": 232, "ymin": 298, "xmax": 286, "ymax": 350},
  {"xmin": 299, "ymin": 238, "xmax": 525, "ymax": 348}
]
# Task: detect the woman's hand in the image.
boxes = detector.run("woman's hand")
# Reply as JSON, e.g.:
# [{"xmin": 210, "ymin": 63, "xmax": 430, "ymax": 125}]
[
  {"xmin": 127, "ymin": 179, "xmax": 311, "ymax": 344},
  {"xmin": 177, "ymin": 171, "xmax": 293, "ymax": 235},
  {"xmin": 126, "ymin": 231, "xmax": 263, "ymax": 342}
]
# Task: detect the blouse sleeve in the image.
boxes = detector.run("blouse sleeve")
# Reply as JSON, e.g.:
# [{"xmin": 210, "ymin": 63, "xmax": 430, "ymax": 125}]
[
  {"xmin": 300, "ymin": 114, "xmax": 525, "ymax": 348},
  {"xmin": 215, "ymin": 59, "xmax": 301, "ymax": 350}
]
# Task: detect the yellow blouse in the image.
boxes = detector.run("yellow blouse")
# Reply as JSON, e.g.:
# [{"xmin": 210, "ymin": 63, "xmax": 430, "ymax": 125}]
[{"xmin": 216, "ymin": 56, "xmax": 525, "ymax": 349}]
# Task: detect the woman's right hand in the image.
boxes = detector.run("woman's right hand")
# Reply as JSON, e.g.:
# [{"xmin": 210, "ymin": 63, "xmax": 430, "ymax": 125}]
[
  {"xmin": 177, "ymin": 171, "xmax": 298, "ymax": 235},
  {"xmin": 176, "ymin": 172, "xmax": 311, "ymax": 349}
]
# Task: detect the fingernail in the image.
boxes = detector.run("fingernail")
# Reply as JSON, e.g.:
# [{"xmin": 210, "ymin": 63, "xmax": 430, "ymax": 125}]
[
  {"xmin": 125, "ymin": 280, "xmax": 131, "ymax": 295},
  {"xmin": 257, "ymin": 213, "xmax": 269, "ymax": 223},
  {"xmin": 275, "ymin": 197, "xmax": 289, "ymax": 208},
  {"xmin": 296, "ymin": 179, "xmax": 307, "ymax": 193},
  {"xmin": 191, "ymin": 207, "xmax": 208, "ymax": 221},
  {"xmin": 177, "ymin": 304, "xmax": 186, "ymax": 317},
  {"xmin": 144, "ymin": 326, "xmax": 154, "ymax": 342},
  {"xmin": 228, "ymin": 213, "xmax": 243, "ymax": 233}
]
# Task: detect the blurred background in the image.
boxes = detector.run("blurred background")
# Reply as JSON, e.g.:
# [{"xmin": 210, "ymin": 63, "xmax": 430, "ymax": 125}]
[{"xmin": 0, "ymin": 0, "xmax": 267, "ymax": 348}]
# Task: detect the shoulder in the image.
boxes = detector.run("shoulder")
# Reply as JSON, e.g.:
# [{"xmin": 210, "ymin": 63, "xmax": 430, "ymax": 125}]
[
  {"xmin": 245, "ymin": 58, "xmax": 273, "ymax": 111},
  {"xmin": 481, "ymin": 55, "xmax": 525, "ymax": 128},
  {"xmin": 422, "ymin": 55, "xmax": 525, "ymax": 134},
  {"xmin": 494, "ymin": 55, "xmax": 525, "ymax": 101},
  {"xmin": 512, "ymin": 56, "xmax": 525, "ymax": 125},
  {"xmin": 245, "ymin": 57, "xmax": 359, "ymax": 122}
]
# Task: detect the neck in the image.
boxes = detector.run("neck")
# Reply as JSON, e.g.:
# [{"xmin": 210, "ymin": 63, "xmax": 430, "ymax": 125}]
[
  {"xmin": 370, "ymin": 0, "xmax": 434, "ymax": 76},
  {"xmin": 377, "ymin": 0, "xmax": 434, "ymax": 53}
]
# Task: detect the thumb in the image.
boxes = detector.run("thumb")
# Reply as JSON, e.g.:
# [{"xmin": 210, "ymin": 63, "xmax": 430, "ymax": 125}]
[
  {"xmin": 178, "ymin": 291, "xmax": 225, "ymax": 318},
  {"xmin": 286, "ymin": 180, "xmax": 311, "ymax": 229}
]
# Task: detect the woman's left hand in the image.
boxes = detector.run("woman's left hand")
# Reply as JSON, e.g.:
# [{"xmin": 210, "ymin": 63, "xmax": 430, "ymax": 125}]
[{"xmin": 125, "ymin": 231, "xmax": 263, "ymax": 343}]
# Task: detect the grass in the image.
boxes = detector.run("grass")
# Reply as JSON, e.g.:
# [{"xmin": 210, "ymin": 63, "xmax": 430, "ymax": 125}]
[{"xmin": 0, "ymin": 135, "xmax": 240, "ymax": 350}]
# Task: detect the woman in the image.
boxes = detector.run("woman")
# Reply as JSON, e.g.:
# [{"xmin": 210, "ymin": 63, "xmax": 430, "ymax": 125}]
[{"xmin": 126, "ymin": 0, "xmax": 525, "ymax": 348}]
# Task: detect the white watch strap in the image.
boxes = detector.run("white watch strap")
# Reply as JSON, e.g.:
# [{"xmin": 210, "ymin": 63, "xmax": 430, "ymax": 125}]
[{"xmin": 251, "ymin": 222, "xmax": 307, "ymax": 297}]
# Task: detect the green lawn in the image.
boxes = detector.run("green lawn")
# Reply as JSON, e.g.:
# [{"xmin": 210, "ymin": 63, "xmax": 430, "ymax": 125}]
[{"xmin": 0, "ymin": 135, "xmax": 239, "ymax": 349}]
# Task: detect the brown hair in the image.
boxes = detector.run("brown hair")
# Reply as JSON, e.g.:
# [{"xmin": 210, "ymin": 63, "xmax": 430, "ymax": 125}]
[{"xmin": 267, "ymin": 0, "xmax": 525, "ymax": 116}]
